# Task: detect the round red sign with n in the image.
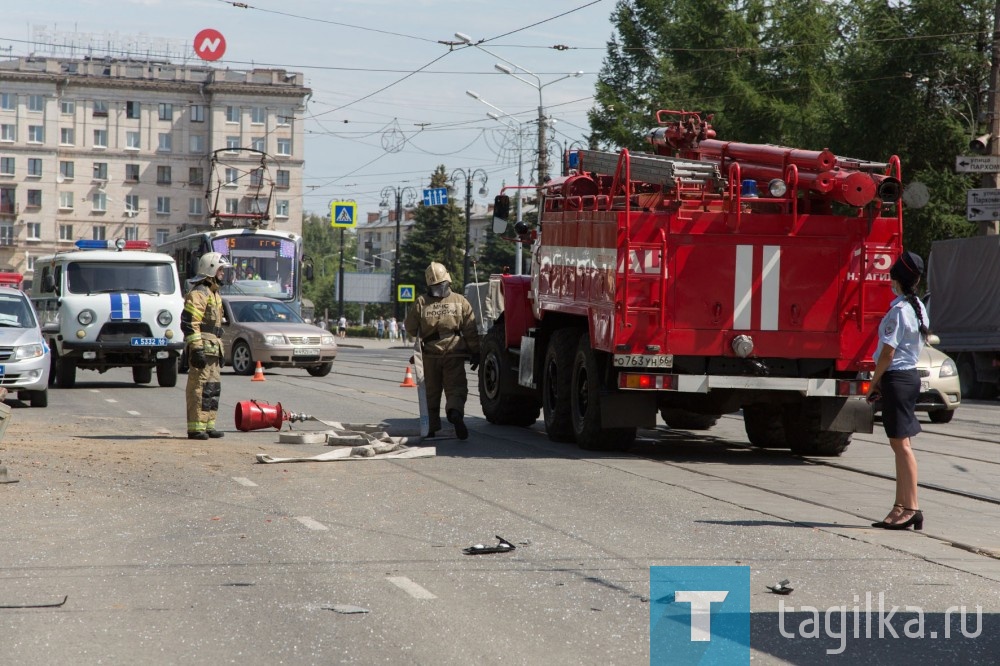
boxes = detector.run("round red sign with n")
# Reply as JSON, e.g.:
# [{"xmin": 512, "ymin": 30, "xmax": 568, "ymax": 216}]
[{"xmin": 194, "ymin": 29, "xmax": 226, "ymax": 61}]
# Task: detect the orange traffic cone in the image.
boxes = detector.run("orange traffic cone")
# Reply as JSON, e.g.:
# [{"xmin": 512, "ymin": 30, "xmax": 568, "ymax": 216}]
[
  {"xmin": 251, "ymin": 361, "xmax": 266, "ymax": 382},
  {"xmin": 399, "ymin": 365, "xmax": 417, "ymax": 387}
]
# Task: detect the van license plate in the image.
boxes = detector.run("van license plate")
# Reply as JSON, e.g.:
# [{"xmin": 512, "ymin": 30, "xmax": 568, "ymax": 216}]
[{"xmin": 131, "ymin": 337, "xmax": 167, "ymax": 347}]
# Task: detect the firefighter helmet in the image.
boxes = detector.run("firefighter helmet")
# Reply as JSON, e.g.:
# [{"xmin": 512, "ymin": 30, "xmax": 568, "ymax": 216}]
[
  {"xmin": 425, "ymin": 262, "xmax": 451, "ymax": 286},
  {"xmin": 195, "ymin": 252, "xmax": 231, "ymax": 280}
]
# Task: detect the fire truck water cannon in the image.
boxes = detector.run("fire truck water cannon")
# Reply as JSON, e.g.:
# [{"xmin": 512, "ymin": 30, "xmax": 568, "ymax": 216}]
[{"xmin": 645, "ymin": 110, "xmax": 901, "ymax": 207}]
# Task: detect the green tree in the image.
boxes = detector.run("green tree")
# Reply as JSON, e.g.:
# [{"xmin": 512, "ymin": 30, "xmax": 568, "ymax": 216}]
[
  {"xmin": 398, "ymin": 166, "xmax": 468, "ymax": 291},
  {"xmin": 301, "ymin": 213, "xmax": 358, "ymax": 321}
]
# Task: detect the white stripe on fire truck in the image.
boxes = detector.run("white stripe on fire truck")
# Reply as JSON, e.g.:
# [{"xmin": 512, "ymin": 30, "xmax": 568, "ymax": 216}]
[
  {"xmin": 733, "ymin": 245, "xmax": 753, "ymax": 330},
  {"xmin": 760, "ymin": 245, "xmax": 780, "ymax": 331}
]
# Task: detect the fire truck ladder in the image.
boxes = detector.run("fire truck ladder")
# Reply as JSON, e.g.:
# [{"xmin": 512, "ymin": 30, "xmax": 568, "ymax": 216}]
[
  {"xmin": 578, "ymin": 149, "xmax": 723, "ymax": 193},
  {"xmin": 620, "ymin": 230, "xmax": 669, "ymax": 331}
]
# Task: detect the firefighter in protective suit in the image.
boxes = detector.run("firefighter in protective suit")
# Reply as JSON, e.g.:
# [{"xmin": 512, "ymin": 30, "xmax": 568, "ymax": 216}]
[
  {"xmin": 182, "ymin": 252, "xmax": 230, "ymax": 440},
  {"xmin": 404, "ymin": 262, "xmax": 480, "ymax": 440}
]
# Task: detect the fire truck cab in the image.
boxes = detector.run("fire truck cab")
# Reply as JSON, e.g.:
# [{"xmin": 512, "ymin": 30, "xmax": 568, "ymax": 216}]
[
  {"xmin": 479, "ymin": 110, "xmax": 904, "ymax": 456},
  {"xmin": 30, "ymin": 239, "xmax": 185, "ymax": 388}
]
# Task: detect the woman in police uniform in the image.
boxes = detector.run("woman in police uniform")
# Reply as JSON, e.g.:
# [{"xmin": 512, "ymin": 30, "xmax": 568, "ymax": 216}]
[{"xmin": 867, "ymin": 250, "xmax": 929, "ymax": 531}]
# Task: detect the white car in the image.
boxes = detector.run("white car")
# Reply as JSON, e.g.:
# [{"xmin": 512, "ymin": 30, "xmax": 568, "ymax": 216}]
[{"xmin": 0, "ymin": 287, "xmax": 50, "ymax": 407}]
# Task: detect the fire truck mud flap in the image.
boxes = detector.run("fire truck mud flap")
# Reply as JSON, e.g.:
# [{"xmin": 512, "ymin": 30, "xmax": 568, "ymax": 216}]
[
  {"xmin": 820, "ymin": 397, "xmax": 873, "ymax": 434},
  {"xmin": 599, "ymin": 392, "xmax": 657, "ymax": 429}
]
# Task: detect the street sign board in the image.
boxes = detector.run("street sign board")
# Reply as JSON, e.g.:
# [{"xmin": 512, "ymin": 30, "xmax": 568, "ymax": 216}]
[
  {"xmin": 330, "ymin": 201, "xmax": 357, "ymax": 228},
  {"xmin": 956, "ymin": 155, "xmax": 1000, "ymax": 173},
  {"xmin": 966, "ymin": 188, "xmax": 1000, "ymax": 221},
  {"xmin": 397, "ymin": 284, "xmax": 416, "ymax": 302},
  {"xmin": 423, "ymin": 187, "xmax": 448, "ymax": 206}
]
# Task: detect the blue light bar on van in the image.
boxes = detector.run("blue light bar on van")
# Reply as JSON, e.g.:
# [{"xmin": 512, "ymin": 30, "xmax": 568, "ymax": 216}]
[{"xmin": 75, "ymin": 239, "xmax": 151, "ymax": 251}]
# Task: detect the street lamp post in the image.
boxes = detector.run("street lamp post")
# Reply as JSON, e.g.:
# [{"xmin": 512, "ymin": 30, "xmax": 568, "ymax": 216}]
[
  {"xmin": 380, "ymin": 185, "xmax": 417, "ymax": 319},
  {"xmin": 449, "ymin": 168, "xmax": 488, "ymax": 287}
]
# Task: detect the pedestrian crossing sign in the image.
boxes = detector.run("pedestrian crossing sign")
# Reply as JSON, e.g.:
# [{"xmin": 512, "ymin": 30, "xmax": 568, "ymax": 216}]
[
  {"xmin": 398, "ymin": 284, "xmax": 416, "ymax": 302},
  {"xmin": 331, "ymin": 201, "xmax": 357, "ymax": 228}
]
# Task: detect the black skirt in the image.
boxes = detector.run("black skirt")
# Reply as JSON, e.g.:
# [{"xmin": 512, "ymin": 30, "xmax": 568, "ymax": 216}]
[{"xmin": 881, "ymin": 369, "xmax": 922, "ymax": 439}]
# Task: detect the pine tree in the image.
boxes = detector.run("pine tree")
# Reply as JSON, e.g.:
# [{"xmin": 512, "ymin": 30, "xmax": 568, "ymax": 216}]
[{"xmin": 398, "ymin": 165, "xmax": 468, "ymax": 292}]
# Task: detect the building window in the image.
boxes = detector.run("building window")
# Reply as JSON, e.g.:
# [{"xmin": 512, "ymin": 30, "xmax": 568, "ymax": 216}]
[
  {"xmin": 26, "ymin": 255, "xmax": 35, "ymax": 271},
  {"xmin": 249, "ymin": 198, "xmax": 266, "ymax": 214},
  {"xmin": 1, "ymin": 124, "xmax": 15, "ymax": 142},
  {"xmin": 28, "ymin": 125, "xmax": 44, "ymax": 143},
  {"xmin": 0, "ymin": 223, "xmax": 14, "ymax": 247},
  {"xmin": 60, "ymin": 100, "xmax": 75, "ymax": 115},
  {"xmin": 0, "ymin": 157, "xmax": 13, "ymax": 176},
  {"xmin": 156, "ymin": 228, "xmax": 169, "ymax": 245},
  {"xmin": 126, "ymin": 131, "xmax": 140, "ymax": 150},
  {"xmin": 226, "ymin": 106, "xmax": 239, "ymax": 123},
  {"xmin": 251, "ymin": 137, "xmax": 265, "ymax": 152},
  {"xmin": 93, "ymin": 129, "xmax": 108, "ymax": 148},
  {"xmin": 189, "ymin": 198, "xmax": 203, "ymax": 215},
  {"xmin": 59, "ymin": 161, "xmax": 74, "ymax": 180},
  {"xmin": 125, "ymin": 226, "xmax": 140, "ymax": 241},
  {"xmin": 224, "ymin": 198, "xmax": 239, "ymax": 214},
  {"xmin": 125, "ymin": 164, "xmax": 140, "ymax": 182},
  {"xmin": 28, "ymin": 95, "xmax": 44, "ymax": 112},
  {"xmin": 93, "ymin": 100, "xmax": 108, "ymax": 117},
  {"xmin": 158, "ymin": 133, "xmax": 172, "ymax": 152},
  {"xmin": 126, "ymin": 101, "xmax": 141, "ymax": 119},
  {"xmin": 27, "ymin": 190, "xmax": 42, "ymax": 207},
  {"xmin": 26, "ymin": 222, "xmax": 41, "ymax": 240},
  {"xmin": 250, "ymin": 168, "xmax": 263, "ymax": 187},
  {"xmin": 92, "ymin": 225, "xmax": 106, "ymax": 241},
  {"xmin": 276, "ymin": 138, "xmax": 291, "ymax": 155},
  {"xmin": 59, "ymin": 224, "xmax": 74, "ymax": 241},
  {"xmin": 276, "ymin": 199, "xmax": 289, "ymax": 217},
  {"xmin": 0, "ymin": 94, "xmax": 14, "ymax": 111},
  {"xmin": 224, "ymin": 167, "xmax": 239, "ymax": 187},
  {"xmin": 226, "ymin": 136, "xmax": 240, "ymax": 152},
  {"xmin": 275, "ymin": 170, "xmax": 290, "ymax": 188},
  {"xmin": 277, "ymin": 108, "xmax": 292, "ymax": 126},
  {"xmin": 156, "ymin": 196, "xmax": 170, "ymax": 214},
  {"xmin": 92, "ymin": 192, "xmax": 107, "ymax": 212},
  {"xmin": 93, "ymin": 162, "xmax": 108, "ymax": 181},
  {"xmin": 157, "ymin": 165, "xmax": 172, "ymax": 184},
  {"xmin": 188, "ymin": 167, "xmax": 204, "ymax": 186},
  {"xmin": 191, "ymin": 105, "xmax": 206, "ymax": 123},
  {"xmin": 27, "ymin": 158, "xmax": 42, "ymax": 177},
  {"xmin": 59, "ymin": 191, "xmax": 74, "ymax": 210},
  {"xmin": 125, "ymin": 194, "xmax": 139, "ymax": 215},
  {"xmin": 0, "ymin": 187, "xmax": 14, "ymax": 214},
  {"xmin": 250, "ymin": 107, "xmax": 266, "ymax": 124},
  {"xmin": 189, "ymin": 134, "xmax": 204, "ymax": 153},
  {"xmin": 158, "ymin": 103, "xmax": 173, "ymax": 121},
  {"xmin": 60, "ymin": 128, "xmax": 74, "ymax": 145}
]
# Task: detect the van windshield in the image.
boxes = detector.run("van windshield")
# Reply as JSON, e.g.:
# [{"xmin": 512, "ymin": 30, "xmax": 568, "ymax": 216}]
[{"xmin": 66, "ymin": 262, "xmax": 177, "ymax": 295}]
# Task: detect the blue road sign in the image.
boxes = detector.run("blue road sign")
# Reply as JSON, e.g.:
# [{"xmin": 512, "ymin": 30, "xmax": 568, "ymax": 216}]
[
  {"xmin": 423, "ymin": 187, "xmax": 448, "ymax": 206},
  {"xmin": 331, "ymin": 201, "xmax": 357, "ymax": 228},
  {"xmin": 398, "ymin": 284, "xmax": 416, "ymax": 302}
]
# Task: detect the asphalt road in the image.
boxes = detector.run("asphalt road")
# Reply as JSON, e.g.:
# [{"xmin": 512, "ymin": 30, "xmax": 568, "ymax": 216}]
[{"xmin": 2, "ymin": 345, "xmax": 999, "ymax": 665}]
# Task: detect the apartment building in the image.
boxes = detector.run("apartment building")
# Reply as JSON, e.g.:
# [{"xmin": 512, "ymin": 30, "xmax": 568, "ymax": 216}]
[{"xmin": 0, "ymin": 55, "xmax": 309, "ymax": 279}]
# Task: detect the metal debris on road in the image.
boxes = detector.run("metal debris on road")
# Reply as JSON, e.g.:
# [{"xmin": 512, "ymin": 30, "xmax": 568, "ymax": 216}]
[
  {"xmin": 0, "ymin": 595, "xmax": 68, "ymax": 609},
  {"xmin": 463, "ymin": 536, "xmax": 517, "ymax": 555},
  {"xmin": 767, "ymin": 579, "xmax": 794, "ymax": 595},
  {"xmin": 324, "ymin": 605, "xmax": 370, "ymax": 614}
]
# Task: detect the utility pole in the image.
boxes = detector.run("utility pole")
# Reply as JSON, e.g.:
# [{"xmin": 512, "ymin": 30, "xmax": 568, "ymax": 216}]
[
  {"xmin": 981, "ymin": 0, "xmax": 1000, "ymax": 236},
  {"xmin": 380, "ymin": 185, "xmax": 416, "ymax": 319},
  {"xmin": 337, "ymin": 227, "xmax": 345, "ymax": 318}
]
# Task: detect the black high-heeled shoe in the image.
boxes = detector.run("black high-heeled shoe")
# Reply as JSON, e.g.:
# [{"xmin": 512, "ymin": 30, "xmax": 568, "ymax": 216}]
[
  {"xmin": 883, "ymin": 508, "xmax": 923, "ymax": 531},
  {"xmin": 872, "ymin": 504, "xmax": 904, "ymax": 528}
]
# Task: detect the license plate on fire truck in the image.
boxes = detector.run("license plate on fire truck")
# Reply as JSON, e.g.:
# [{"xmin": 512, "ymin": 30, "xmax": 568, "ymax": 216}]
[
  {"xmin": 613, "ymin": 354, "xmax": 673, "ymax": 369},
  {"xmin": 131, "ymin": 337, "xmax": 167, "ymax": 347}
]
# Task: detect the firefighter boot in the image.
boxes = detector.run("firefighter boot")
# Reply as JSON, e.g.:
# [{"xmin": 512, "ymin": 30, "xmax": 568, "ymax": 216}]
[
  {"xmin": 447, "ymin": 409, "xmax": 468, "ymax": 440},
  {"xmin": 188, "ymin": 431, "xmax": 209, "ymax": 441},
  {"xmin": 207, "ymin": 430, "xmax": 225, "ymax": 439}
]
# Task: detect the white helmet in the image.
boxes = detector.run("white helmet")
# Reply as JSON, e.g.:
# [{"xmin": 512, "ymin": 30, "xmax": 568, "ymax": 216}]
[{"xmin": 196, "ymin": 252, "xmax": 231, "ymax": 279}]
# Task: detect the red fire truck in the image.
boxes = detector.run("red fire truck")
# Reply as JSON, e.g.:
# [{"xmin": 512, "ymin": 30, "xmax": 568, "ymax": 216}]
[{"xmin": 479, "ymin": 110, "xmax": 903, "ymax": 456}]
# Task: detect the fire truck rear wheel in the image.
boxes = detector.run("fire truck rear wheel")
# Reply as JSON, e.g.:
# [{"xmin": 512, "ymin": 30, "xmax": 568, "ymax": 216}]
[
  {"xmin": 784, "ymin": 402, "xmax": 851, "ymax": 456},
  {"xmin": 479, "ymin": 318, "xmax": 540, "ymax": 426},
  {"xmin": 157, "ymin": 358, "xmax": 179, "ymax": 387},
  {"xmin": 571, "ymin": 333, "xmax": 636, "ymax": 451},
  {"xmin": 133, "ymin": 365, "xmax": 153, "ymax": 384},
  {"xmin": 743, "ymin": 404, "xmax": 788, "ymax": 448},
  {"xmin": 660, "ymin": 408, "xmax": 720, "ymax": 431},
  {"xmin": 543, "ymin": 328, "xmax": 580, "ymax": 442}
]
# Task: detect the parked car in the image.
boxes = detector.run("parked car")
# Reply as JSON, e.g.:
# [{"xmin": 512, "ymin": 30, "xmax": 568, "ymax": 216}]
[
  {"xmin": 219, "ymin": 296, "xmax": 337, "ymax": 377},
  {"xmin": 874, "ymin": 338, "xmax": 961, "ymax": 424},
  {"xmin": 0, "ymin": 287, "xmax": 50, "ymax": 407}
]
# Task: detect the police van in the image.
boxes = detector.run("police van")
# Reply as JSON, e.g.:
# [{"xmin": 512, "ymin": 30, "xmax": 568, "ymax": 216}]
[{"xmin": 30, "ymin": 239, "xmax": 185, "ymax": 388}]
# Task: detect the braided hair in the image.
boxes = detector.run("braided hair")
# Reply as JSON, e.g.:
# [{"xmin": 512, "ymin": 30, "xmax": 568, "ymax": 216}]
[
  {"xmin": 890, "ymin": 250, "xmax": 928, "ymax": 340},
  {"xmin": 900, "ymin": 283, "xmax": 929, "ymax": 340}
]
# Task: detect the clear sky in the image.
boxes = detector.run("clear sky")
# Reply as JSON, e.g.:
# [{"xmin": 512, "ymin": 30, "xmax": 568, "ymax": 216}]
[{"xmin": 3, "ymin": 0, "xmax": 616, "ymax": 217}]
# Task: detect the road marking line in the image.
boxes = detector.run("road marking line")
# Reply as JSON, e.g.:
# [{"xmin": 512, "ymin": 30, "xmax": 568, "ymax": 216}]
[
  {"xmin": 232, "ymin": 477, "xmax": 258, "ymax": 487},
  {"xmin": 127, "ymin": 410, "xmax": 141, "ymax": 416},
  {"xmin": 105, "ymin": 398, "xmax": 118, "ymax": 403},
  {"xmin": 90, "ymin": 390, "xmax": 100, "ymax": 393},
  {"xmin": 294, "ymin": 516, "xmax": 329, "ymax": 531},
  {"xmin": 387, "ymin": 576, "xmax": 437, "ymax": 599}
]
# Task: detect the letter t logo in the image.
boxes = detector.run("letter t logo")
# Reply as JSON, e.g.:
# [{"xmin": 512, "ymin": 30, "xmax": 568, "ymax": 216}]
[{"xmin": 675, "ymin": 590, "xmax": 729, "ymax": 641}]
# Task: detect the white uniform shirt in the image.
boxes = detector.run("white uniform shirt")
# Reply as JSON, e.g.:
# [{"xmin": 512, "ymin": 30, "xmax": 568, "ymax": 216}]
[{"xmin": 874, "ymin": 295, "xmax": 929, "ymax": 371}]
